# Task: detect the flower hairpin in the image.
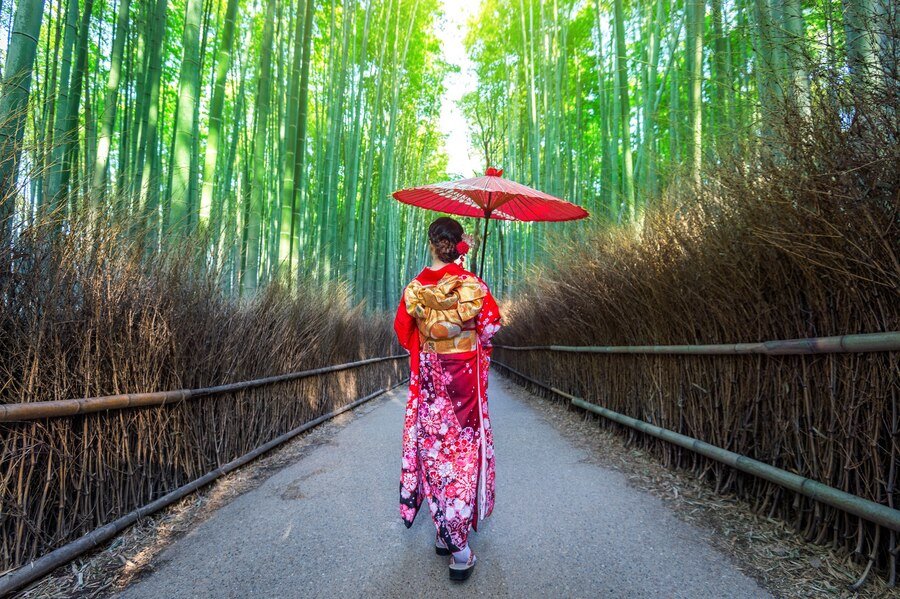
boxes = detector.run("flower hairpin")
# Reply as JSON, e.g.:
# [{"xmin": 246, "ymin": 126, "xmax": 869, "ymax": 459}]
[{"xmin": 456, "ymin": 238, "xmax": 471, "ymax": 255}]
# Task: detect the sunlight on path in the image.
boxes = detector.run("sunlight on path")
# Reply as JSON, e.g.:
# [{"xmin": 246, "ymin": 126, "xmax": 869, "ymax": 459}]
[{"xmin": 115, "ymin": 375, "xmax": 771, "ymax": 598}]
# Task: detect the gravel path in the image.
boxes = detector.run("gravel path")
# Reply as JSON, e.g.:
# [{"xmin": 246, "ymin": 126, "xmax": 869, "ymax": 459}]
[{"xmin": 116, "ymin": 374, "xmax": 772, "ymax": 599}]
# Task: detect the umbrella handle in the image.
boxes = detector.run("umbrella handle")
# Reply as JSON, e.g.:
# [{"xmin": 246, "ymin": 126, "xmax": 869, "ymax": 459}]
[{"xmin": 479, "ymin": 210, "xmax": 491, "ymax": 279}]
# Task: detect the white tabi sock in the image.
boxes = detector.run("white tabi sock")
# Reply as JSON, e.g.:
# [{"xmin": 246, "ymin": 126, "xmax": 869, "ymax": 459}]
[{"xmin": 452, "ymin": 545, "xmax": 471, "ymax": 564}]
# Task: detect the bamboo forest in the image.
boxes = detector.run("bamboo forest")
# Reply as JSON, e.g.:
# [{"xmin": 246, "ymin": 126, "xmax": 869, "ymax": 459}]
[
  {"xmin": 0, "ymin": 0, "xmax": 898, "ymax": 594},
  {"xmin": 0, "ymin": 0, "xmax": 893, "ymax": 306}
]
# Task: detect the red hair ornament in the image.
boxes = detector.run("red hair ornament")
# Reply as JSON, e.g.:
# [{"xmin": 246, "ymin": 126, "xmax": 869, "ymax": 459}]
[{"xmin": 456, "ymin": 240, "xmax": 470, "ymax": 255}]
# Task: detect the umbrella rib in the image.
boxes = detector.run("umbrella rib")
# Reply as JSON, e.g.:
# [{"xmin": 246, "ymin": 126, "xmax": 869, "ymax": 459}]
[
  {"xmin": 428, "ymin": 189, "xmax": 473, "ymax": 215},
  {"xmin": 435, "ymin": 191, "xmax": 482, "ymax": 218},
  {"xmin": 516, "ymin": 193, "xmax": 542, "ymax": 221}
]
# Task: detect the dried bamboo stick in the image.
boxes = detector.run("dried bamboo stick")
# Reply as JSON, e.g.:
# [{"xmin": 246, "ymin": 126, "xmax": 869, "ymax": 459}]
[
  {"xmin": 495, "ymin": 332, "xmax": 899, "ymax": 355},
  {"xmin": 0, "ymin": 355, "xmax": 406, "ymax": 423}
]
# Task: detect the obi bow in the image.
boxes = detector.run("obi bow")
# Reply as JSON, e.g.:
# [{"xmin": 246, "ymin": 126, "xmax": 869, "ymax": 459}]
[{"xmin": 404, "ymin": 274, "xmax": 486, "ymax": 340}]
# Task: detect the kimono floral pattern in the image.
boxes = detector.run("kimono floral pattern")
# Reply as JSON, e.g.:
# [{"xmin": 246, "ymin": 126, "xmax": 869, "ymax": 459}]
[{"xmin": 394, "ymin": 263, "xmax": 501, "ymax": 553}]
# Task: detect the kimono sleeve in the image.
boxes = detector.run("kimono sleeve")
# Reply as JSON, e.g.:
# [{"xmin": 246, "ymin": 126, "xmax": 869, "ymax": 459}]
[
  {"xmin": 475, "ymin": 284, "xmax": 502, "ymax": 356},
  {"xmin": 393, "ymin": 286, "xmax": 417, "ymax": 352}
]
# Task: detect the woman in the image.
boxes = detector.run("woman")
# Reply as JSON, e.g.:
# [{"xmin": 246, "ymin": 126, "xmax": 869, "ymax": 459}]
[{"xmin": 393, "ymin": 216, "xmax": 502, "ymax": 581}]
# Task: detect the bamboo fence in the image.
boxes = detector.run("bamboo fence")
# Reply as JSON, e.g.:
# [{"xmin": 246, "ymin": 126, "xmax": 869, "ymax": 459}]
[
  {"xmin": 0, "ymin": 356, "xmax": 407, "ymax": 581},
  {"xmin": 493, "ymin": 332, "xmax": 900, "ymax": 588},
  {"xmin": 493, "ymin": 335, "xmax": 899, "ymax": 586},
  {"xmin": 0, "ymin": 367, "xmax": 407, "ymax": 596}
]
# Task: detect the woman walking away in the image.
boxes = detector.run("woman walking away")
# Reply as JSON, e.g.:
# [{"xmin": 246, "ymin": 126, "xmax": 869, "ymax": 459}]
[{"xmin": 393, "ymin": 216, "xmax": 502, "ymax": 581}]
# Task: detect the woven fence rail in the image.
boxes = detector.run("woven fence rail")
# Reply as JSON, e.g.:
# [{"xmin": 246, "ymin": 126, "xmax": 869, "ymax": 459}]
[
  {"xmin": 0, "ymin": 355, "xmax": 407, "ymax": 591},
  {"xmin": 493, "ymin": 332, "xmax": 900, "ymax": 588},
  {"xmin": 0, "ymin": 355, "xmax": 406, "ymax": 422},
  {"xmin": 496, "ymin": 332, "xmax": 900, "ymax": 355}
]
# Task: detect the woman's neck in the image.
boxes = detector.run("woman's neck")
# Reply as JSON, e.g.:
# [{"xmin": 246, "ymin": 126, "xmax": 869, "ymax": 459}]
[{"xmin": 428, "ymin": 258, "xmax": 451, "ymax": 271}]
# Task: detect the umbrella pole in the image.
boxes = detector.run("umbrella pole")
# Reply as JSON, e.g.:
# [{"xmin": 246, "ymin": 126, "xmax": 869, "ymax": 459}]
[{"xmin": 479, "ymin": 211, "xmax": 491, "ymax": 279}]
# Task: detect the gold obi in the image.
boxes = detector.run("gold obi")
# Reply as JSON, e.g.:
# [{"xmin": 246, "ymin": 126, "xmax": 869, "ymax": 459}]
[{"xmin": 404, "ymin": 273, "xmax": 486, "ymax": 354}]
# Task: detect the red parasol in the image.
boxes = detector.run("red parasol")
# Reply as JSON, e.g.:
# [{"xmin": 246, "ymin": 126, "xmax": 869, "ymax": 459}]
[{"xmin": 392, "ymin": 167, "xmax": 589, "ymax": 275}]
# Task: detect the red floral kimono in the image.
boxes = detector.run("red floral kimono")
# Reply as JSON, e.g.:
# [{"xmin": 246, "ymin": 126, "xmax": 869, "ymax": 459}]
[{"xmin": 393, "ymin": 262, "xmax": 502, "ymax": 552}]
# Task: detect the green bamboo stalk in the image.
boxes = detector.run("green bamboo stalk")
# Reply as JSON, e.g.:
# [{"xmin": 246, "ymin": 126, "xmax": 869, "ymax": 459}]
[
  {"xmin": 241, "ymin": 0, "xmax": 277, "ymax": 294},
  {"xmin": 167, "ymin": 0, "xmax": 204, "ymax": 234},
  {"xmin": 0, "ymin": 0, "xmax": 47, "ymax": 233},
  {"xmin": 92, "ymin": 0, "xmax": 131, "ymax": 199},
  {"xmin": 199, "ymin": 0, "xmax": 240, "ymax": 233},
  {"xmin": 43, "ymin": 0, "xmax": 79, "ymax": 216}
]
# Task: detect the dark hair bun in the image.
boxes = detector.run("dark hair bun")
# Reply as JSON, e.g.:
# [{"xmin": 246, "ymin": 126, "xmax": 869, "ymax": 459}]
[{"xmin": 428, "ymin": 217, "xmax": 464, "ymax": 263}]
